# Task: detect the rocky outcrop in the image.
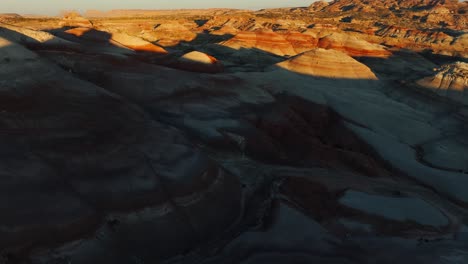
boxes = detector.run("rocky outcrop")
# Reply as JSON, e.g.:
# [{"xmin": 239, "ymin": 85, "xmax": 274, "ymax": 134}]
[
  {"xmin": 319, "ymin": 0, "xmax": 467, "ymax": 29},
  {"xmin": 323, "ymin": 0, "xmax": 462, "ymax": 12},
  {"xmin": 373, "ymin": 25, "xmax": 467, "ymax": 56},
  {"xmin": 275, "ymin": 48, "xmax": 378, "ymax": 80},
  {"xmin": 142, "ymin": 22, "xmax": 197, "ymax": 47},
  {"xmin": 322, "ymin": 0, "xmax": 379, "ymax": 12},
  {"xmin": 451, "ymin": 34, "xmax": 468, "ymax": 58},
  {"xmin": 0, "ymin": 13, "xmax": 22, "ymax": 23},
  {"xmin": 417, "ymin": 62, "xmax": 468, "ymax": 104},
  {"xmin": 375, "ymin": 25, "xmax": 453, "ymax": 46},
  {"xmin": 308, "ymin": 0, "xmax": 330, "ymax": 12},
  {"xmin": 59, "ymin": 16, "xmax": 93, "ymax": 28}
]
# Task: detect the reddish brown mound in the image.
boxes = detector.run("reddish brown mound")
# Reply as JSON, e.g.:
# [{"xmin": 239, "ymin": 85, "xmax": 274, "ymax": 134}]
[
  {"xmin": 276, "ymin": 48, "xmax": 378, "ymax": 80},
  {"xmin": 283, "ymin": 31, "xmax": 319, "ymax": 54},
  {"xmin": 111, "ymin": 32, "xmax": 168, "ymax": 54},
  {"xmin": 221, "ymin": 31, "xmax": 317, "ymax": 56},
  {"xmin": 221, "ymin": 31, "xmax": 296, "ymax": 56},
  {"xmin": 317, "ymin": 33, "xmax": 391, "ymax": 58}
]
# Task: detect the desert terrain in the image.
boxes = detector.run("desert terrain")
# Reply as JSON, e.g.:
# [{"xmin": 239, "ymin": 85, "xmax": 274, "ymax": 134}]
[{"xmin": 0, "ymin": 0, "xmax": 468, "ymax": 263}]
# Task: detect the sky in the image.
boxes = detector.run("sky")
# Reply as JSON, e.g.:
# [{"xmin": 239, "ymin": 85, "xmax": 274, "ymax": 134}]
[{"xmin": 1, "ymin": 0, "xmax": 319, "ymax": 15}]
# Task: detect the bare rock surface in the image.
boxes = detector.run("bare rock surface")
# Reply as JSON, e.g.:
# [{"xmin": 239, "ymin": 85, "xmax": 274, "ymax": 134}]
[{"xmin": 417, "ymin": 62, "xmax": 468, "ymax": 105}]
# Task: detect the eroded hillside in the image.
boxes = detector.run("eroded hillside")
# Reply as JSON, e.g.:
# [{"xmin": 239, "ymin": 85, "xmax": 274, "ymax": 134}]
[{"xmin": 0, "ymin": 0, "xmax": 468, "ymax": 263}]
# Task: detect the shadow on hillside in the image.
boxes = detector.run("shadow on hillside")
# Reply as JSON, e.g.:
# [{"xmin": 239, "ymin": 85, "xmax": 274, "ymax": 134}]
[
  {"xmin": 49, "ymin": 27, "xmax": 114, "ymax": 44},
  {"xmin": 1, "ymin": 23, "xmax": 465, "ymax": 105},
  {"xmin": 2, "ymin": 22, "xmax": 467, "ymax": 157},
  {"xmin": 1, "ymin": 25, "xmax": 468, "ymax": 264},
  {"xmin": 419, "ymin": 48, "xmax": 468, "ymax": 65},
  {"xmin": 0, "ymin": 25, "xmax": 80, "ymax": 52}
]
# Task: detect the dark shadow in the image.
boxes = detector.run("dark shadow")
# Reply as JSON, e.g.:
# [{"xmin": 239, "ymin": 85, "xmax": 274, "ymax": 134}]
[
  {"xmin": 178, "ymin": 32, "xmax": 234, "ymax": 46},
  {"xmin": 0, "ymin": 25, "xmax": 40, "ymax": 44},
  {"xmin": 340, "ymin": 16, "xmax": 353, "ymax": 23},
  {"xmin": 48, "ymin": 27, "xmax": 112, "ymax": 43},
  {"xmin": 341, "ymin": 4, "xmax": 356, "ymax": 12},
  {"xmin": 419, "ymin": 48, "xmax": 468, "ymax": 65},
  {"xmin": 194, "ymin": 19, "xmax": 208, "ymax": 27},
  {"xmin": 356, "ymin": 50, "xmax": 435, "ymax": 80},
  {"xmin": 44, "ymin": 26, "xmax": 171, "ymax": 60},
  {"xmin": 343, "ymin": 28, "xmax": 363, "ymax": 33}
]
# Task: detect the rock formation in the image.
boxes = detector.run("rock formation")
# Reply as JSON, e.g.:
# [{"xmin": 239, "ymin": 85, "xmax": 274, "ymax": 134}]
[
  {"xmin": 176, "ymin": 51, "xmax": 224, "ymax": 73},
  {"xmin": 62, "ymin": 27, "xmax": 168, "ymax": 54},
  {"xmin": 417, "ymin": 62, "xmax": 468, "ymax": 104},
  {"xmin": 144, "ymin": 22, "xmax": 197, "ymax": 47},
  {"xmin": 317, "ymin": 32, "xmax": 391, "ymax": 58},
  {"xmin": 59, "ymin": 16, "xmax": 93, "ymax": 28},
  {"xmin": 0, "ymin": 13, "xmax": 22, "ymax": 23},
  {"xmin": 220, "ymin": 31, "xmax": 298, "ymax": 56},
  {"xmin": 308, "ymin": 0, "xmax": 330, "ymax": 12},
  {"xmin": 275, "ymin": 48, "xmax": 378, "ymax": 79},
  {"xmin": 220, "ymin": 30, "xmax": 318, "ymax": 56},
  {"xmin": 108, "ymin": 32, "xmax": 168, "ymax": 54}
]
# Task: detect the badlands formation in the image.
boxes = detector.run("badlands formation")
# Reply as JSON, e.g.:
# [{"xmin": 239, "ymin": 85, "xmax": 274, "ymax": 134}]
[{"xmin": 0, "ymin": 0, "xmax": 467, "ymax": 263}]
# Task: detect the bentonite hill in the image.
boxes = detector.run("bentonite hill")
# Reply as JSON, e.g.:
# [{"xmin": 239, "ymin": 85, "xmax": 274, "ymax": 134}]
[{"xmin": 0, "ymin": 0, "xmax": 468, "ymax": 263}]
